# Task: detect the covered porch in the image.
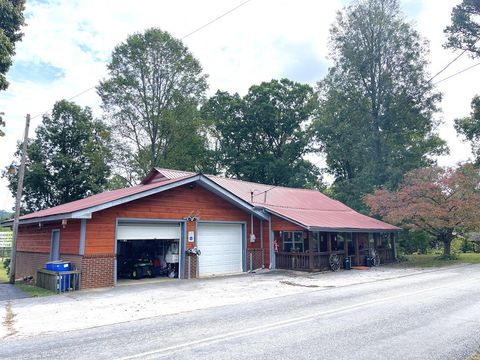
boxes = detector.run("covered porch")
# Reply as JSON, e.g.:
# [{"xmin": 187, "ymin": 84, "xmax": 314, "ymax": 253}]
[{"xmin": 275, "ymin": 230, "xmax": 397, "ymax": 271}]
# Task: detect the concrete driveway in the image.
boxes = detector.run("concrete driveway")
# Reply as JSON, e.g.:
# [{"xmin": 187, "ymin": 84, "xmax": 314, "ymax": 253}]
[
  {"xmin": 0, "ymin": 284, "xmax": 29, "ymax": 301},
  {"xmin": 0, "ymin": 264, "xmax": 474, "ymax": 339}
]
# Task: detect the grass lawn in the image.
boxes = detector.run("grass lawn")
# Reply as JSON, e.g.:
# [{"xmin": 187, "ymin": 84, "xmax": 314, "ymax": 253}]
[
  {"xmin": 15, "ymin": 282, "xmax": 55, "ymax": 297},
  {"xmin": 1, "ymin": 258, "xmax": 54, "ymax": 296},
  {"xmin": 0, "ymin": 258, "xmax": 8, "ymax": 283},
  {"xmin": 390, "ymin": 253, "xmax": 480, "ymax": 269}
]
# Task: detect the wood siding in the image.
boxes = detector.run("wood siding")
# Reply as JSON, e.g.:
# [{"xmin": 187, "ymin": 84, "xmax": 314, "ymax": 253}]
[
  {"xmin": 84, "ymin": 184, "xmax": 268, "ymax": 264},
  {"xmin": 17, "ymin": 220, "xmax": 81, "ymax": 255}
]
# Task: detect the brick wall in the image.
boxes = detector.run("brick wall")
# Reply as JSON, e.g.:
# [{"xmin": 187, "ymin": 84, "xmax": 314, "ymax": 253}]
[
  {"xmin": 80, "ymin": 254, "xmax": 115, "ymax": 289},
  {"xmin": 15, "ymin": 251, "xmax": 49, "ymax": 281},
  {"xmin": 14, "ymin": 251, "xmax": 83, "ymax": 283}
]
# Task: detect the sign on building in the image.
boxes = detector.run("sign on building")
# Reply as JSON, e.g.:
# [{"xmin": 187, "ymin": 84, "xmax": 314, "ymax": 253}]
[{"xmin": 0, "ymin": 232, "xmax": 13, "ymax": 248}]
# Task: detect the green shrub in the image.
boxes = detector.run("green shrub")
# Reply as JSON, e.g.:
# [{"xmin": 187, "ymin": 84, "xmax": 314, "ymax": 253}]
[
  {"xmin": 397, "ymin": 230, "xmax": 434, "ymax": 254},
  {"xmin": 3, "ymin": 258, "xmax": 10, "ymax": 275}
]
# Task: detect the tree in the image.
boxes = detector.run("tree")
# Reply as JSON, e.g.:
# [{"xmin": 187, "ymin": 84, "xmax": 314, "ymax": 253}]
[
  {"xmin": 98, "ymin": 28, "xmax": 210, "ymax": 184},
  {"xmin": 365, "ymin": 164, "xmax": 480, "ymax": 257},
  {"xmin": 455, "ymin": 95, "xmax": 480, "ymax": 164},
  {"xmin": 444, "ymin": 0, "xmax": 480, "ymax": 58},
  {"xmin": 0, "ymin": 112, "xmax": 4, "ymax": 137},
  {"xmin": 314, "ymin": 0, "xmax": 446, "ymax": 211},
  {"xmin": 202, "ymin": 79, "xmax": 322, "ymax": 188},
  {"xmin": 3, "ymin": 100, "xmax": 112, "ymax": 213},
  {"xmin": 0, "ymin": 0, "xmax": 25, "ymax": 92}
]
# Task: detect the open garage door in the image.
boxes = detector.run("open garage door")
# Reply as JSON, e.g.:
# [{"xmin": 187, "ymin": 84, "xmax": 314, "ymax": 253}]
[
  {"xmin": 197, "ymin": 223, "xmax": 243, "ymax": 276},
  {"xmin": 117, "ymin": 222, "xmax": 180, "ymax": 240},
  {"xmin": 116, "ymin": 221, "xmax": 182, "ymax": 283}
]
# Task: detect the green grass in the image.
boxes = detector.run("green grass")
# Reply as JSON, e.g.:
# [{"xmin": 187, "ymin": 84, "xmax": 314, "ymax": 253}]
[
  {"xmin": 0, "ymin": 258, "xmax": 9, "ymax": 283},
  {"xmin": 390, "ymin": 253, "xmax": 480, "ymax": 269},
  {"xmin": 15, "ymin": 282, "xmax": 55, "ymax": 297}
]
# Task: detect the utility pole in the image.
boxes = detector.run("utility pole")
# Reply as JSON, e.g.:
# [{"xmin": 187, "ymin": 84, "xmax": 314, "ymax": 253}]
[{"xmin": 9, "ymin": 114, "xmax": 30, "ymax": 284}]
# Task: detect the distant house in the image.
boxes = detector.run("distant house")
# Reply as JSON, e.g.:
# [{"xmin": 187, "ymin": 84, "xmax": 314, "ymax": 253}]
[{"xmin": 2, "ymin": 168, "xmax": 399, "ymax": 289}]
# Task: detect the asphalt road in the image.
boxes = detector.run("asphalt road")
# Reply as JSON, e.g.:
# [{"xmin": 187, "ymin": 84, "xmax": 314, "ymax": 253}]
[{"xmin": 1, "ymin": 265, "xmax": 480, "ymax": 360}]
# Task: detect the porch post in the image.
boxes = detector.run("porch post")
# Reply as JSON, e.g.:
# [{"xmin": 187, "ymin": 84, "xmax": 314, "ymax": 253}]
[
  {"xmin": 308, "ymin": 231, "xmax": 314, "ymax": 271},
  {"xmin": 327, "ymin": 232, "xmax": 332, "ymax": 253},
  {"xmin": 354, "ymin": 233, "xmax": 360, "ymax": 266},
  {"xmin": 390, "ymin": 232, "xmax": 397, "ymax": 260},
  {"xmin": 344, "ymin": 233, "xmax": 348, "ymax": 255}
]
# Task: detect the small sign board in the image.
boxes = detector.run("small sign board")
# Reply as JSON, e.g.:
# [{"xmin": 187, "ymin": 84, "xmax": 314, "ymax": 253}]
[
  {"xmin": 0, "ymin": 232, "xmax": 13, "ymax": 248},
  {"xmin": 187, "ymin": 231, "xmax": 195, "ymax": 243}
]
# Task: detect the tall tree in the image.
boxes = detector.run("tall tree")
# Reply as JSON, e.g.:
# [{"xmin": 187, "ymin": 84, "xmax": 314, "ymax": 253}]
[
  {"xmin": 365, "ymin": 164, "xmax": 480, "ymax": 257},
  {"xmin": 202, "ymin": 79, "xmax": 322, "ymax": 188},
  {"xmin": 455, "ymin": 95, "xmax": 480, "ymax": 164},
  {"xmin": 3, "ymin": 100, "xmax": 112, "ymax": 213},
  {"xmin": 98, "ymin": 28, "xmax": 210, "ymax": 184},
  {"xmin": 444, "ymin": 0, "xmax": 480, "ymax": 58},
  {"xmin": 0, "ymin": 0, "xmax": 25, "ymax": 92},
  {"xmin": 314, "ymin": 0, "xmax": 446, "ymax": 211}
]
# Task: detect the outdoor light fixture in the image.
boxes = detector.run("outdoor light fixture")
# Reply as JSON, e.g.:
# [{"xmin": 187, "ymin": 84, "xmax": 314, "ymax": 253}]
[{"xmin": 62, "ymin": 219, "xmax": 68, "ymax": 228}]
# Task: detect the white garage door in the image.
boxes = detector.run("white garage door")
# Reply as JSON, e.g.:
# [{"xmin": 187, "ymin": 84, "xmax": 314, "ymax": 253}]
[
  {"xmin": 197, "ymin": 223, "xmax": 243, "ymax": 276},
  {"xmin": 117, "ymin": 222, "xmax": 181, "ymax": 240}
]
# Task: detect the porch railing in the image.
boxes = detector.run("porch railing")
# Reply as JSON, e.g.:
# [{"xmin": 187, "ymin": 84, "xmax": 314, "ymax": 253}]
[
  {"xmin": 276, "ymin": 248, "xmax": 395, "ymax": 271},
  {"xmin": 377, "ymin": 248, "xmax": 396, "ymax": 263}
]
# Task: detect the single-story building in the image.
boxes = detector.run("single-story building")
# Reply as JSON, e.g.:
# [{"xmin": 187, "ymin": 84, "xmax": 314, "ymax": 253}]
[{"xmin": 2, "ymin": 168, "xmax": 400, "ymax": 289}]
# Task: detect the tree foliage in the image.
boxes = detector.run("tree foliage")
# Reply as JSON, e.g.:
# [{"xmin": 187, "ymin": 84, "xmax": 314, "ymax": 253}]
[
  {"xmin": 0, "ymin": 0, "xmax": 25, "ymax": 92},
  {"xmin": 98, "ymin": 28, "xmax": 210, "ymax": 184},
  {"xmin": 365, "ymin": 164, "xmax": 480, "ymax": 256},
  {"xmin": 202, "ymin": 79, "xmax": 322, "ymax": 188},
  {"xmin": 314, "ymin": 0, "xmax": 446, "ymax": 211},
  {"xmin": 3, "ymin": 100, "xmax": 112, "ymax": 213},
  {"xmin": 455, "ymin": 95, "xmax": 480, "ymax": 164},
  {"xmin": 444, "ymin": 0, "xmax": 480, "ymax": 58}
]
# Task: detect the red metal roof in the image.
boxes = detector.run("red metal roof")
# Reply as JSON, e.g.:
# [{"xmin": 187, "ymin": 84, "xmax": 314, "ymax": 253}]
[
  {"xmin": 16, "ymin": 167, "xmax": 399, "ymax": 231},
  {"xmin": 154, "ymin": 168, "xmax": 399, "ymax": 231},
  {"xmin": 19, "ymin": 175, "xmax": 195, "ymax": 221}
]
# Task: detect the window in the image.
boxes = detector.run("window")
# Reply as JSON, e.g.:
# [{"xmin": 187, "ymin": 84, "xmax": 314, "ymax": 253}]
[
  {"xmin": 282, "ymin": 231, "xmax": 304, "ymax": 252},
  {"xmin": 50, "ymin": 230, "xmax": 60, "ymax": 261},
  {"xmin": 347, "ymin": 233, "xmax": 355, "ymax": 254},
  {"xmin": 311, "ymin": 232, "xmax": 327, "ymax": 252},
  {"xmin": 381, "ymin": 233, "xmax": 391, "ymax": 248},
  {"xmin": 336, "ymin": 233, "xmax": 348, "ymax": 251}
]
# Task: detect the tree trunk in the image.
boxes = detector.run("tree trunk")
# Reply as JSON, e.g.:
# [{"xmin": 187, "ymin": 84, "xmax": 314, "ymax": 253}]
[{"xmin": 443, "ymin": 240, "xmax": 451, "ymax": 256}]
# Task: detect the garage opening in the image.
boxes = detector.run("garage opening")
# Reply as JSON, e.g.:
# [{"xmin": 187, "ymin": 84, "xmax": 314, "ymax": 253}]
[{"xmin": 116, "ymin": 221, "xmax": 182, "ymax": 284}]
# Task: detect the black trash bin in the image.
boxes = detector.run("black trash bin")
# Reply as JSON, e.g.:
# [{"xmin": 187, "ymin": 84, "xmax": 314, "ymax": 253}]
[{"xmin": 343, "ymin": 256, "xmax": 351, "ymax": 270}]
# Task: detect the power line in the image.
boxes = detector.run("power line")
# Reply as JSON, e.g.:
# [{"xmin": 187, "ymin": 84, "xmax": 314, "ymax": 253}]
[
  {"xmin": 28, "ymin": 0, "xmax": 254, "ymax": 121},
  {"xmin": 428, "ymin": 50, "xmax": 467, "ymax": 82},
  {"xmin": 433, "ymin": 61, "xmax": 480, "ymax": 85},
  {"xmin": 31, "ymin": 86, "xmax": 96, "ymax": 120},
  {"xmin": 181, "ymin": 0, "xmax": 252, "ymax": 40}
]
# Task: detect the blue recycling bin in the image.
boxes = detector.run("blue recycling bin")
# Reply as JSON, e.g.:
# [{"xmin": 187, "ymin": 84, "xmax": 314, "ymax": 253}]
[
  {"xmin": 45, "ymin": 261, "xmax": 71, "ymax": 291},
  {"xmin": 45, "ymin": 261, "xmax": 71, "ymax": 271}
]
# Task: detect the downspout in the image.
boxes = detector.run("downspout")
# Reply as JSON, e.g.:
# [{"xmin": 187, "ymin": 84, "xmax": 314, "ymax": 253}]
[
  {"xmin": 269, "ymin": 215, "xmax": 275, "ymax": 269},
  {"xmin": 260, "ymin": 219, "xmax": 264, "ymax": 268}
]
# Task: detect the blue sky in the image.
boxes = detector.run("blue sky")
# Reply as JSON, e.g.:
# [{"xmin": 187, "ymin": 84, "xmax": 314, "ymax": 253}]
[{"xmin": 0, "ymin": 0, "xmax": 478, "ymax": 211}]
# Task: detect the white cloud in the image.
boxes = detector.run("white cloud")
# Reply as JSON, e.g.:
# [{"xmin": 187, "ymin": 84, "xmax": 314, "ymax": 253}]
[{"xmin": 0, "ymin": 0, "xmax": 478, "ymax": 210}]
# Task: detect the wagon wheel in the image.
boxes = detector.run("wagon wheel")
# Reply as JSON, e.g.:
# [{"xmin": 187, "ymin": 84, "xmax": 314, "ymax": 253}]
[
  {"xmin": 370, "ymin": 248, "xmax": 381, "ymax": 267},
  {"xmin": 329, "ymin": 253, "xmax": 341, "ymax": 272}
]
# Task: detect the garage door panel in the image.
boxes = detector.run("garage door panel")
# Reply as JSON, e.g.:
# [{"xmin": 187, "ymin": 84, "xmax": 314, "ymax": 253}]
[
  {"xmin": 197, "ymin": 223, "xmax": 243, "ymax": 276},
  {"xmin": 117, "ymin": 223, "xmax": 180, "ymax": 240}
]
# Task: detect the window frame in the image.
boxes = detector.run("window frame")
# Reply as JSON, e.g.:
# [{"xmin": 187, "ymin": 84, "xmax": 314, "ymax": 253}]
[{"xmin": 282, "ymin": 231, "xmax": 304, "ymax": 252}]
